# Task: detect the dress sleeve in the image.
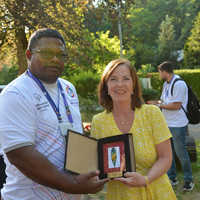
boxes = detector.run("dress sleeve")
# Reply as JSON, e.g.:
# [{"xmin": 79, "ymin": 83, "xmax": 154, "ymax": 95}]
[{"xmin": 148, "ymin": 105, "xmax": 172, "ymax": 144}]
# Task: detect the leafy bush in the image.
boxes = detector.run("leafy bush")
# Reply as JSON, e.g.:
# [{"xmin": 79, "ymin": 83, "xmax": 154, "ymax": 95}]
[
  {"xmin": 0, "ymin": 64, "xmax": 19, "ymax": 85},
  {"xmin": 149, "ymin": 72, "xmax": 163, "ymax": 92},
  {"xmin": 90, "ymin": 31, "xmax": 121, "ymax": 74},
  {"xmin": 184, "ymin": 12, "xmax": 200, "ymax": 68},
  {"xmin": 138, "ymin": 64, "xmax": 155, "ymax": 77},
  {"xmin": 79, "ymin": 96, "xmax": 103, "ymax": 122},
  {"xmin": 142, "ymin": 88, "xmax": 160, "ymax": 102},
  {"xmin": 62, "ymin": 70, "xmax": 101, "ymax": 122},
  {"xmin": 62, "ymin": 30, "xmax": 121, "ymax": 76},
  {"xmin": 63, "ymin": 70, "xmax": 100, "ymax": 99}
]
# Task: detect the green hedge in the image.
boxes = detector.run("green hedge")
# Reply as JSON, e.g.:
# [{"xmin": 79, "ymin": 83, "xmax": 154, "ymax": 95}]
[
  {"xmin": 150, "ymin": 69, "xmax": 200, "ymax": 100},
  {"xmin": 63, "ymin": 70, "xmax": 100, "ymax": 98}
]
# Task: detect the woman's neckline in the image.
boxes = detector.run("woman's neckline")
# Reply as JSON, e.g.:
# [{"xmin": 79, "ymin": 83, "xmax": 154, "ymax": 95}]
[{"xmin": 111, "ymin": 108, "xmax": 136, "ymax": 134}]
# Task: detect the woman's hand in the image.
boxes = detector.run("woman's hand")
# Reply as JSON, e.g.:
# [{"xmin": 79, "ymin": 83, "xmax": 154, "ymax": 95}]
[{"xmin": 113, "ymin": 172, "xmax": 146, "ymax": 187}]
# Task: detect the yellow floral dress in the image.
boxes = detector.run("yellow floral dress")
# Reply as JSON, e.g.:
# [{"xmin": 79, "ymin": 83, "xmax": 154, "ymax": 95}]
[{"xmin": 91, "ymin": 104, "xmax": 177, "ymax": 200}]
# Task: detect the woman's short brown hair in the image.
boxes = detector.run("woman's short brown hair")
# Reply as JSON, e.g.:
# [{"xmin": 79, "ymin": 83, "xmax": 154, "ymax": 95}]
[{"xmin": 98, "ymin": 58, "xmax": 144, "ymax": 112}]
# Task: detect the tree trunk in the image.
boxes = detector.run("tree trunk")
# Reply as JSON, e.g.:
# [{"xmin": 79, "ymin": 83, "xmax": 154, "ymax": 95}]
[
  {"xmin": 15, "ymin": 26, "xmax": 28, "ymax": 75},
  {"xmin": 117, "ymin": 0, "xmax": 123, "ymax": 57}
]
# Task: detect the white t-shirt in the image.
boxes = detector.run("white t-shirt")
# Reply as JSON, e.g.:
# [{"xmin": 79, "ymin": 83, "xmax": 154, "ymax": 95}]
[
  {"xmin": 0, "ymin": 73, "xmax": 83, "ymax": 200},
  {"xmin": 160, "ymin": 74, "xmax": 188, "ymax": 127}
]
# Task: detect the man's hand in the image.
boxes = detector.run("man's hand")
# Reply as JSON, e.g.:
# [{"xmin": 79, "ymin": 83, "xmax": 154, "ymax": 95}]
[
  {"xmin": 73, "ymin": 171, "xmax": 109, "ymax": 194},
  {"xmin": 6, "ymin": 146, "xmax": 108, "ymax": 195}
]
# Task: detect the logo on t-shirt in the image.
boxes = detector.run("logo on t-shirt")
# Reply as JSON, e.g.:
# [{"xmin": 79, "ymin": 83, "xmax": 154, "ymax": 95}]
[
  {"xmin": 66, "ymin": 85, "xmax": 74, "ymax": 98},
  {"xmin": 33, "ymin": 93, "xmax": 42, "ymax": 102}
]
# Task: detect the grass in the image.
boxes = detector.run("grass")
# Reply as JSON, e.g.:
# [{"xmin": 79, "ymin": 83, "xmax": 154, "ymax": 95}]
[
  {"xmin": 174, "ymin": 140, "xmax": 200, "ymax": 200},
  {"xmin": 83, "ymin": 140, "xmax": 200, "ymax": 200}
]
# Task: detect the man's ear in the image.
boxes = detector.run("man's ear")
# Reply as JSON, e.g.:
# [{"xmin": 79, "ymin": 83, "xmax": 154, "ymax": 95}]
[{"xmin": 26, "ymin": 50, "xmax": 32, "ymax": 60}]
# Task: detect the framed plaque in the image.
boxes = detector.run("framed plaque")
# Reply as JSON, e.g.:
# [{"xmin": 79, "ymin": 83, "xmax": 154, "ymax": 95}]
[{"xmin": 65, "ymin": 130, "xmax": 136, "ymax": 179}]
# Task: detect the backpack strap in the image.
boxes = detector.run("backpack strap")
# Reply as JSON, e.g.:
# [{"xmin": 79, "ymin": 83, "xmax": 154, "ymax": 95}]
[
  {"xmin": 170, "ymin": 78, "xmax": 188, "ymax": 117},
  {"xmin": 171, "ymin": 78, "xmax": 183, "ymax": 96}
]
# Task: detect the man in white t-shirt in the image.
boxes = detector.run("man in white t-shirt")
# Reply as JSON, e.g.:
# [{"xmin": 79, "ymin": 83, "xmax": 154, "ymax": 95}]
[
  {"xmin": 156, "ymin": 61, "xmax": 194, "ymax": 191},
  {"xmin": 0, "ymin": 28, "xmax": 108, "ymax": 200}
]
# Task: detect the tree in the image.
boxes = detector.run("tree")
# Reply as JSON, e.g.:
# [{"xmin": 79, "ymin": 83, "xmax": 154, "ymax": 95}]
[
  {"xmin": 0, "ymin": 0, "xmax": 91, "ymax": 74},
  {"xmin": 173, "ymin": 0, "xmax": 200, "ymax": 50},
  {"xmin": 127, "ymin": 0, "xmax": 178, "ymax": 67},
  {"xmin": 126, "ymin": 0, "xmax": 200, "ymax": 68},
  {"xmin": 157, "ymin": 15, "xmax": 177, "ymax": 64},
  {"xmin": 184, "ymin": 12, "xmax": 200, "ymax": 68},
  {"xmin": 0, "ymin": 0, "xmax": 55, "ymax": 74},
  {"xmin": 84, "ymin": 0, "xmax": 135, "ymax": 55}
]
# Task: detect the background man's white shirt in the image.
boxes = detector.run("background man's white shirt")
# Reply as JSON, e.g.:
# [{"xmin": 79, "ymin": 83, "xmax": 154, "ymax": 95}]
[{"xmin": 161, "ymin": 74, "xmax": 188, "ymax": 127}]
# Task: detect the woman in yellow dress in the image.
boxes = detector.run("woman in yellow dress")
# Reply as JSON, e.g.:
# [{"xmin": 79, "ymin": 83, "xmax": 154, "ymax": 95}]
[{"xmin": 91, "ymin": 58, "xmax": 177, "ymax": 200}]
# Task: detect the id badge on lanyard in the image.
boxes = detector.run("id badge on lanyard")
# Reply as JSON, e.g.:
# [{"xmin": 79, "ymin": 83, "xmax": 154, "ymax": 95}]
[
  {"xmin": 57, "ymin": 81, "xmax": 74, "ymax": 136},
  {"xmin": 59, "ymin": 121, "xmax": 73, "ymax": 136}
]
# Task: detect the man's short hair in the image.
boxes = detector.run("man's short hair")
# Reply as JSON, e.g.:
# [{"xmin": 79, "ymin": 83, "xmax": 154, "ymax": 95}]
[
  {"xmin": 27, "ymin": 28, "xmax": 66, "ymax": 51},
  {"xmin": 157, "ymin": 61, "xmax": 174, "ymax": 73}
]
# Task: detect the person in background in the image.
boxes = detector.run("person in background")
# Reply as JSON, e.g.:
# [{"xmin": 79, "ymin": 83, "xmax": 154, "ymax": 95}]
[
  {"xmin": 91, "ymin": 58, "xmax": 177, "ymax": 200},
  {"xmin": 0, "ymin": 28, "xmax": 108, "ymax": 200},
  {"xmin": 0, "ymin": 87, "xmax": 6, "ymax": 200},
  {"xmin": 0, "ymin": 149, "xmax": 6, "ymax": 199},
  {"xmin": 147, "ymin": 61, "xmax": 194, "ymax": 191}
]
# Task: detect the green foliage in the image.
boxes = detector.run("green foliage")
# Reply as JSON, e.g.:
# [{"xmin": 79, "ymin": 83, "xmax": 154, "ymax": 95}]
[
  {"xmin": 83, "ymin": 3, "xmax": 112, "ymax": 34},
  {"xmin": 184, "ymin": 12, "xmax": 200, "ymax": 68},
  {"xmin": 157, "ymin": 15, "xmax": 177, "ymax": 64},
  {"xmin": 0, "ymin": 64, "xmax": 19, "ymax": 85},
  {"xmin": 64, "ymin": 70, "xmax": 100, "ymax": 98},
  {"xmin": 150, "ymin": 69, "xmax": 200, "ymax": 99},
  {"xmin": 66, "ymin": 31, "xmax": 120, "ymax": 74},
  {"xmin": 62, "ymin": 69, "xmax": 102, "ymax": 122},
  {"xmin": 138, "ymin": 64, "xmax": 155, "ymax": 77},
  {"xmin": 126, "ymin": 0, "xmax": 200, "ymax": 68},
  {"xmin": 62, "ymin": 30, "xmax": 121, "ymax": 75},
  {"xmin": 126, "ymin": 42, "xmax": 156, "ymax": 69},
  {"xmin": 91, "ymin": 31, "xmax": 121, "ymax": 74},
  {"xmin": 1, "ymin": 0, "xmax": 200, "ymax": 82},
  {"xmin": 142, "ymin": 88, "xmax": 160, "ymax": 102},
  {"xmin": 86, "ymin": 0, "xmax": 135, "ymax": 39},
  {"xmin": 0, "ymin": 0, "xmax": 91, "ymax": 74},
  {"xmin": 127, "ymin": 0, "xmax": 177, "ymax": 67},
  {"xmin": 150, "ymin": 72, "xmax": 163, "ymax": 92},
  {"xmin": 78, "ymin": 96, "xmax": 102, "ymax": 122}
]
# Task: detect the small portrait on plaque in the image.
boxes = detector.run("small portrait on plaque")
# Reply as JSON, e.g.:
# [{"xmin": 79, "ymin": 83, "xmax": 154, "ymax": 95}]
[{"xmin": 103, "ymin": 141, "xmax": 126, "ymax": 178}]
